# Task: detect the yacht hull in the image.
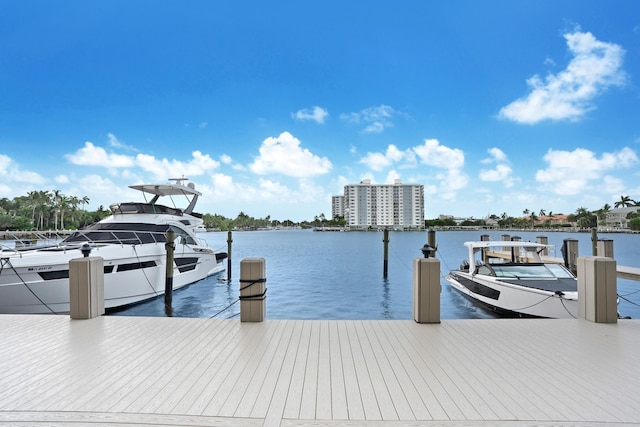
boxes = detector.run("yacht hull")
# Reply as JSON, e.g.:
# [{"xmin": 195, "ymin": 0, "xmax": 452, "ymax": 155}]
[
  {"xmin": 0, "ymin": 243, "xmax": 223, "ymax": 314},
  {"xmin": 446, "ymin": 272, "xmax": 578, "ymax": 318}
]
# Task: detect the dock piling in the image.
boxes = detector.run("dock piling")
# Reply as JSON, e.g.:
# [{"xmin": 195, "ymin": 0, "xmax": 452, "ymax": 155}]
[
  {"xmin": 239, "ymin": 258, "xmax": 266, "ymax": 322},
  {"xmin": 164, "ymin": 230, "xmax": 175, "ymax": 308},
  {"xmin": 383, "ymin": 228, "xmax": 389, "ymax": 278},
  {"xmin": 227, "ymin": 230, "xmax": 233, "ymax": 281},
  {"xmin": 69, "ymin": 255, "xmax": 105, "ymax": 319},
  {"xmin": 412, "ymin": 257, "xmax": 440, "ymax": 323},
  {"xmin": 577, "ymin": 256, "xmax": 618, "ymax": 323}
]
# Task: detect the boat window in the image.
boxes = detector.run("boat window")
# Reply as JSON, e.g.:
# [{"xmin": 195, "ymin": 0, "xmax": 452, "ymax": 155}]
[
  {"xmin": 491, "ymin": 264, "xmax": 555, "ymax": 279},
  {"xmin": 477, "ymin": 265, "xmax": 493, "ymax": 275},
  {"xmin": 545, "ymin": 263, "xmax": 575, "ymax": 278},
  {"xmin": 169, "ymin": 226, "xmax": 197, "ymax": 245}
]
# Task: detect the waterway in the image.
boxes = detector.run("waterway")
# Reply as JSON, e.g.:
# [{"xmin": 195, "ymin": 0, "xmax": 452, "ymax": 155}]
[{"xmin": 113, "ymin": 229, "xmax": 640, "ymax": 320}]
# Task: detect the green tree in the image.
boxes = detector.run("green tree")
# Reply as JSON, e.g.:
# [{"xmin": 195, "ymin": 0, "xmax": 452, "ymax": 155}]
[{"xmin": 614, "ymin": 195, "xmax": 635, "ymax": 208}]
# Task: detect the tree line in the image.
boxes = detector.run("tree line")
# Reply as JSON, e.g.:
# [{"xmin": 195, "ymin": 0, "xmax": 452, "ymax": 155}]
[
  {"xmin": 1, "ymin": 190, "xmax": 639, "ymax": 231},
  {"xmin": 0, "ymin": 191, "xmax": 110, "ymax": 231}
]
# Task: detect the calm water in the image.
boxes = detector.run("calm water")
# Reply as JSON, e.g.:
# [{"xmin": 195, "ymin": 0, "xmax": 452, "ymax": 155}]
[{"xmin": 112, "ymin": 229, "xmax": 640, "ymax": 320}]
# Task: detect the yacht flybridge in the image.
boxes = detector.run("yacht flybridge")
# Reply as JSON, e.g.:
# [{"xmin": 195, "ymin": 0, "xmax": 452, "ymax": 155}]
[{"xmin": 0, "ymin": 179, "xmax": 227, "ymax": 314}]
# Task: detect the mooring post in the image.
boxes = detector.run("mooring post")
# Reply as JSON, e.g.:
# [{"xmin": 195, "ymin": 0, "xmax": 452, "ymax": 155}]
[
  {"xmin": 69, "ymin": 245, "xmax": 105, "ymax": 319},
  {"xmin": 597, "ymin": 239, "xmax": 614, "ymax": 258},
  {"xmin": 165, "ymin": 230, "xmax": 175, "ymax": 308},
  {"xmin": 562, "ymin": 238, "xmax": 579, "ymax": 275},
  {"xmin": 413, "ymin": 248, "xmax": 440, "ymax": 323},
  {"xmin": 536, "ymin": 235, "xmax": 549, "ymax": 256},
  {"xmin": 427, "ymin": 228, "xmax": 437, "ymax": 258},
  {"xmin": 577, "ymin": 256, "xmax": 617, "ymax": 323},
  {"xmin": 227, "ymin": 230, "xmax": 233, "ymax": 281},
  {"xmin": 383, "ymin": 228, "xmax": 389, "ymax": 278},
  {"xmin": 239, "ymin": 257, "xmax": 266, "ymax": 322}
]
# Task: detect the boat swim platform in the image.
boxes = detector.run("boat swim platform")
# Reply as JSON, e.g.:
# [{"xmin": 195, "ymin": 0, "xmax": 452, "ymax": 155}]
[{"xmin": 2, "ymin": 315, "xmax": 640, "ymax": 427}]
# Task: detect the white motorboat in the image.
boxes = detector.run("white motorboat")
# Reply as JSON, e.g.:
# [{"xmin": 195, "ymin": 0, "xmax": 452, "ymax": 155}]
[
  {"xmin": 0, "ymin": 179, "xmax": 227, "ymax": 314},
  {"xmin": 445, "ymin": 240, "xmax": 578, "ymax": 318}
]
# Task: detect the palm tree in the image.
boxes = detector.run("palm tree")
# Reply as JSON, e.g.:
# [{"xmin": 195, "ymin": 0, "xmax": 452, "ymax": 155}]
[
  {"xmin": 614, "ymin": 195, "xmax": 635, "ymax": 208},
  {"xmin": 538, "ymin": 209, "xmax": 546, "ymax": 217},
  {"xmin": 597, "ymin": 203, "xmax": 612, "ymax": 227}
]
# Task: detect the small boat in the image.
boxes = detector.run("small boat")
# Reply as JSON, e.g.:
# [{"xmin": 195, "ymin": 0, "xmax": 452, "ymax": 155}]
[
  {"xmin": 445, "ymin": 240, "xmax": 578, "ymax": 318},
  {"xmin": 0, "ymin": 178, "xmax": 227, "ymax": 314}
]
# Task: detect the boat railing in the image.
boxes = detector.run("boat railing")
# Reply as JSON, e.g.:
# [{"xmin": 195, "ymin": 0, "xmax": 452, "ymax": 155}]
[
  {"xmin": 0, "ymin": 231, "xmax": 64, "ymax": 254},
  {"xmin": 63, "ymin": 229, "xmax": 169, "ymax": 247}
]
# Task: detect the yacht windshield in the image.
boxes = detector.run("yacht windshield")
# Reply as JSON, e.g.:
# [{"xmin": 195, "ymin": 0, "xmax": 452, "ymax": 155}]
[{"xmin": 492, "ymin": 264, "xmax": 559, "ymax": 279}]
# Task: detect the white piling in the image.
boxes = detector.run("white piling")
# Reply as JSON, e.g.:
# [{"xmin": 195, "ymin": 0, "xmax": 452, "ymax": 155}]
[
  {"xmin": 69, "ymin": 256, "xmax": 105, "ymax": 319},
  {"xmin": 412, "ymin": 258, "xmax": 440, "ymax": 323},
  {"xmin": 577, "ymin": 256, "xmax": 617, "ymax": 324},
  {"xmin": 597, "ymin": 239, "xmax": 614, "ymax": 258},
  {"xmin": 239, "ymin": 257, "xmax": 266, "ymax": 322}
]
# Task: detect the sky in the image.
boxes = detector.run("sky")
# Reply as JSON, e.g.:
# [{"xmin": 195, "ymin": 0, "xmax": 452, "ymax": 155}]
[{"xmin": 1, "ymin": 1, "xmax": 639, "ymax": 222}]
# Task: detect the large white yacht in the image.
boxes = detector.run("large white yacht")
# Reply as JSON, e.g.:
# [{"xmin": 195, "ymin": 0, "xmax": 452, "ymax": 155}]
[{"xmin": 0, "ymin": 179, "xmax": 226, "ymax": 314}]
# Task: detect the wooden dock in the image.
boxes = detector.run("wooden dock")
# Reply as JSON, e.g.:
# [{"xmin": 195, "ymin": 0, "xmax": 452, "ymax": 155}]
[{"xmin": 1, "ymin": 315, "xmax": 640, "ymax": 426}]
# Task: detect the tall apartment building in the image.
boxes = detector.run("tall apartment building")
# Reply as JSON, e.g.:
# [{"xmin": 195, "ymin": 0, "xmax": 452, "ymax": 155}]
[
  {"xmin": 331, "ymin": 195, "xmax": 345, "ymax": 219},
  {"xmin": 340, "ymin": 179, "xmax": 424, "ymax": 229}
]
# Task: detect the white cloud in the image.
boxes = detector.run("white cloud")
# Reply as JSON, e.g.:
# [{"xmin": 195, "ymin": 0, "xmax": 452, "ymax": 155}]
[
  {"xmin": 499, "ymin": 29, "xmax": 626, "ymax": 124},
  {"xmin": 385, "ymin": 170, "xmax": 401, "ymax": 184},
  {"xmin": 55, "ymin": 174, "xmax": 70, "ymax": 184},
  {"xmin": 66, "ymin": 142, "xmax": 135, "ymax": 167},
  {"xmin": 0, "ymin": 154, "xmax": 46, "ymax": 185},
  {"xmin": 482, "ymin": 147, "xmax": 508, "ymax": 164},
  {"xmin": 413, "ymin": 139, "xmax": 464, "ymax": 169},
  {"xmin": 479, "ymin": 164, "xmax": 513, "ymax": 183},
  {"xmin": 535, "ymin": 147, "xmax": 638, "ymax": 195},
  {"xmin": 359, "ymin": 144, "xmax": 406, "ymax": 171},
  {"xmin": 135, "ymin": 150, "xmax": 220, "ymax": 180},
  {"xmin": 249, "ymin": 131, "xmax": 332, "ymax": 177},
  {"xmin": 340, "ymin": 105, "xmax": 398, "ymax": 133},
  {"xmin": 479, "ymin": 147, "xmax": 515, "ymax": 187},
  {"xmin": 292, "ymin": 106, "xmax": 329, "ymax": 124},
  {"xmin": 107, "ymin": 133, "xmax": 137, "ymax": 151}
]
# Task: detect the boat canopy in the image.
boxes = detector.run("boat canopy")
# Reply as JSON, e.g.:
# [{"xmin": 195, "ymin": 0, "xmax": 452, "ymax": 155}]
[
  {"xmin": 129, "ymin": 179, "xmax": 201, "ymax": 214},
  {"xmin": 464, "ymin": 240, "xmax": 551, "ymax": 266}
]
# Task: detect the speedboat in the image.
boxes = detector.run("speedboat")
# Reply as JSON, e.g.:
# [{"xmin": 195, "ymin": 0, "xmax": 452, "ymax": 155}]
[
  {"xmin": 445, "ymin": 240, "xmax": 578, "ymax": 318},
  {"xmin": 0, "ymin": 178, "xmax": 227, "ymax": 314}
]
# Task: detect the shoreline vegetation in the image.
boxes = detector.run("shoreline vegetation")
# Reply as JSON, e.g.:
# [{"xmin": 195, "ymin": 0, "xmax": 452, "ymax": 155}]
[{"xmin": 1, "ymin": 191, "xmax": 639, "ymax": 233}]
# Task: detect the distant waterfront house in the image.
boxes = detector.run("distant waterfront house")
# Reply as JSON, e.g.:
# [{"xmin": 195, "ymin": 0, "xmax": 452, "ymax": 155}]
[
  {"xmin": 606, "ymin": 206, "xmax": 640, "ymax": 229},
  {"xmin": 536, "ymin": 214, "xmax": 570, "ymax": 227}
]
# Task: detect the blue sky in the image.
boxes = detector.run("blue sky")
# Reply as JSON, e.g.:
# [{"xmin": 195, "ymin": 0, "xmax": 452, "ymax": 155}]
[{"xmin": 1, "ymin": 1, "xmax": 639, "ymax": 221}]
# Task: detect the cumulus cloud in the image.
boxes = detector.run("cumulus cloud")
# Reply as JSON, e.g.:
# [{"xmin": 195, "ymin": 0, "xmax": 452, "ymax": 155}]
[
  {"xmin": 107, "ymin": 133, "xmax": 137, "ymax": 151},
  {"xmin": 413, "ymin": 139, "xmax": 464, "ymax": 169},
  {"xmin": 136, "ymin": 151, "xmax": 220, "ymax": 180},
  {"xmin": 66, "ymin": 142, "xmax": 135, "ymax": 167},
  {"xmin": 482, "ymin": 147, "xmax": 508, "ymax": 164},
  {"xmin": 535, "ymin": 147, "xmax": 638, "ymax": 195},
  {"xmin": 340, "ymin": 105, "xmax": 398, "ymax": 133},
  {"xmin": 249, "ymin": 131, "xmax": 332, "ymax": 177},
  {"xmin": 359, "ymin": 144, "xmax": 407, "ymax": 171},
  {"xmin": 292, "ymin": 106, "xmax": 329, "ymax": 124},
  {"xmin": 0, "ymin": 154, "xmax": 46, "ymax": 184},
  {"xmin": 66, "ymin": 140, "xmax": 220, "ymax": 181},
  {"xmin": 499, "ymin": 29, "xmax": 626, "ymax": 124},
  {"xmin": 479, "ymin": 147, "xmax": 515, "ymax": 187}
]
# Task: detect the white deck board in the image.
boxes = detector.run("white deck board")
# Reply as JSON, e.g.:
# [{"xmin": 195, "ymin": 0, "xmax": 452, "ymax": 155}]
[{"xmin": 1, "ymin": 315, "xmax": 640, "ymax": 426}]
